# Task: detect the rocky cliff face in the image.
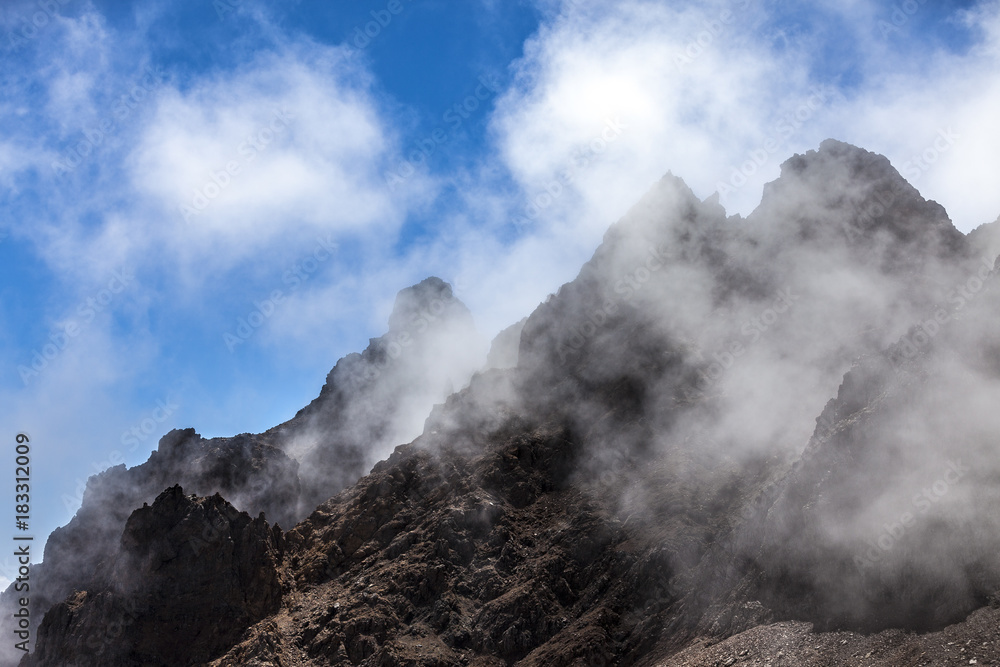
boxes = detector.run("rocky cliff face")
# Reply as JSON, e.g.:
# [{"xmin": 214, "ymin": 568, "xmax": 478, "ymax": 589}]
[
  {"xmin": 744, "ymin": 254, "xmax": 1000, "ymax": 633},
  {"xmin": 0, "ymin": 430, "xmax": 299, "ymax": 667},
  {"xmin": 0, "ymin": 277, "xmax": 484, "ymax": 667},
  {"xmin": 264, "ymin": 276, "xmax": 486, "ymax": 516},
  {"xmin": 18, "ymin": 140, "xmax": 1000, "ymax": 666},
  {"xmin": 24, "ymin": 486, "xmax": 284, "ymax": 667}
]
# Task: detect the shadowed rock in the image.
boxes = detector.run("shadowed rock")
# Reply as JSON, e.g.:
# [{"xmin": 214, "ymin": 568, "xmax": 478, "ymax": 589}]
[{"xmin": 24, "ymin": 486, "xmax": 284, "ymax": 667}]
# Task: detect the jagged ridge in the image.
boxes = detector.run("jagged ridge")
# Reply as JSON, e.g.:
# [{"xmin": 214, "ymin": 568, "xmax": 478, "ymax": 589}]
[{"xmin": 17, "ymin": 140, "xmax": 1000, "ymax": 666}]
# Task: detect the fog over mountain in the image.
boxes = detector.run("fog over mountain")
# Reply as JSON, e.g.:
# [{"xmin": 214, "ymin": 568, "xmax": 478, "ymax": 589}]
[{"xmin": 11, "ymin": 140, "xmax": 1000, "ymax": 666}]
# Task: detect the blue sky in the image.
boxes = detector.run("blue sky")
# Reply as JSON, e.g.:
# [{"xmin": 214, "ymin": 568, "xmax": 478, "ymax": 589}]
[{"xmin": 1, "ymin": 0, "xmax": 999, "ymax": 577}]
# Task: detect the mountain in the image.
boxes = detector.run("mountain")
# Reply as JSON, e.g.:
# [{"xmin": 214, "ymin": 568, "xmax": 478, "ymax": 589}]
[
  {"xmin": 263, "ymin": 276, "xmax": 485, "ymax": 516},
  {"xmin": 485, "ymin": 317, "xmax": 527, "ymax": 370},
  {"xmin": 0, "ymin": 277, "xmax": 485, "ymax": 667},
  {"xmin": 16, "ymin": 140, "xmax": 1000, "ymax": 666},
  {"xmin": 27, "ymin": 486, "xmax": 285, "ymax": 666}
]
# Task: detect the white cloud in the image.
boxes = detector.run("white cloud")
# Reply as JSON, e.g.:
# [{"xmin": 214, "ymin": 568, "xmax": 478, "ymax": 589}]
[
  {"xmin": 823, "ymin": 1, "xmax": 1000, "ymax": 230},
  {"xmin": 0, "ymin": 305, "xmax": 162, "ymax": 530},
  {"xmin": 3, "ymin": 9, "xmax": 429, "ymax": 287},
  {"xmin": 412, "ymin": 0, "xmax": 822, "ymax": 338},
  {"xmin": 127, "ymin": 46, "xmax": 411, "ymax": 267},
  {"xmin": 492, "ymin": 0, "xmax": 817, "ymax": 222},
  {"xmin": 384, "ymin": 0, "xmax": 1000, "ymax": 351},
  {"xmin": 484, "ymin": 0, "xmax": 1000, "ymax": 237},
  {"xmin": 0, "ymin": 140, "xmax": 48, "ymax": 194}
]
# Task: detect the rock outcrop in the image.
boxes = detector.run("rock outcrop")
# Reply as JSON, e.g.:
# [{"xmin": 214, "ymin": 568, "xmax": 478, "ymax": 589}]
[
  {"xmin": 265, "ymin": 276, "xmax": 486, "ymax": 516},
  {"xmin": 486, "ymin": 318, "xmax": 527, "ymax": 370},
  {"xmin": 1, "ymin": 278, "xmax": 484, "ymax": 667},
  {"xmin": 24, "ymin": 486, "xmax": 284, "ymax": 666}
]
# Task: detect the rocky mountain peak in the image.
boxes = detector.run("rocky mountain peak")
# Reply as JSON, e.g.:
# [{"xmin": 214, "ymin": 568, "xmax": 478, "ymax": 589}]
[
  {"xmin": 386, "ymin": 276, "xmax": 470, "ymax": 334},
  {"xmin": 13, "ymin": 140, "xmax": 1000, "ymax": 667},
  {"xmin": 24, "ymin": 486, "xmax": 284, "ymax": 667},
  {"xmin": 749, "ymin": 138, "xmax": 966, "ymax": 264}
]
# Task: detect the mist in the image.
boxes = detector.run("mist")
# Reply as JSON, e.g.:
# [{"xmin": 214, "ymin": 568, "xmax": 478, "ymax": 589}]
[
  {"xmin": 12, "ymin": 135, "xmax": 1000, "ymax": 665},
  {"xmin": 413, "ymin": 138, "xmax": 1000, "ymax": 636}
]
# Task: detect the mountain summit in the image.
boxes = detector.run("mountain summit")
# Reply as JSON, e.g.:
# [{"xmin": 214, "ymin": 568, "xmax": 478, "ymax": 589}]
[
  {"xmin": 265, "ymin": 275, "xmax": 485, "ymax": 515},
  {"xmin": 15, "ymin": 141, "xmax": 1000, "ymax": 666},
  {"xmin": 0, "ymin": 277, "xmax": 484, "ymax": 667}
]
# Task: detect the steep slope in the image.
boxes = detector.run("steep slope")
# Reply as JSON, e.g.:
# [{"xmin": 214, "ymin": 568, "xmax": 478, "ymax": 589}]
[
  {"xmin": 0, "ymin": 430, "xmax": 299, "ymax": 667},
  {"xmin": 24, "ymin": 485, "xmax": 285, "ymax": 667},
  {"xmin": 1, "ymin": 278, "xmax": 484, "ymax": 667},
  {"xmin": 26, "ymin": 388, "xmax": 676, "ymax": 666},
  {"xmin": 513, "ymin": 139, "xmax": 979, "ymax": 545},
  {"xmin": 265, "ymin": 276, "xmax": 485, "ymax": 516},
  {"xmin": 20, "ymin": 140, "xmax": 1000, "ymax": 666},
  {"xmin": 736, "ymin": 255, "xmax": 1000, "ymax": 632}
]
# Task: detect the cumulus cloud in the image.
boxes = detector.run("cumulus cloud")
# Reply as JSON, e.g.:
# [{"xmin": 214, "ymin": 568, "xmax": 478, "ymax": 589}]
[
  {"xmin": 128, "ymin": 46, "xmax": 404, "ymax": 259},
  {"xmin": 491, "ymin": 0, "xmax": 823, "ymax": 225},
  {"xmin": 481, "ymin": 0, "xmax": 1000, "ymax": 240},
  {"xmin": 3, "ymin": 11, "xmax": 427, "ymax": 288},
  {"xmin": 418, "ymin": 0, "xmax": 824, "ymax": 339},
  {"xmin": 0, "ymin": 3, "xmax": 429, "ymax": 548},
  {"xmin": 400, "ymin": 0, "xmax": 1000, "ymax": 347}
]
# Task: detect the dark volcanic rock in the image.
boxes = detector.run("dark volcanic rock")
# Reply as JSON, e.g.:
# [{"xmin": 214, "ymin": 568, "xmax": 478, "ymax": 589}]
[
  {"xmin": 23, "ymin": 486, "xmax": 284, "ymax": 667},
  {"xmin": 17, "ymin": 141, "xmax": 1000, "ymax": 667},
  {"xmin": 0, "ymin": 429, "xmax": 297, "ymax": 667},
  {"xmin": 208, "ymin": 419, "xmax": 676, "ymax": 666},
  {"xmin": 0, "ymin": 279, "xmax": 484, "ymax": 667}
]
